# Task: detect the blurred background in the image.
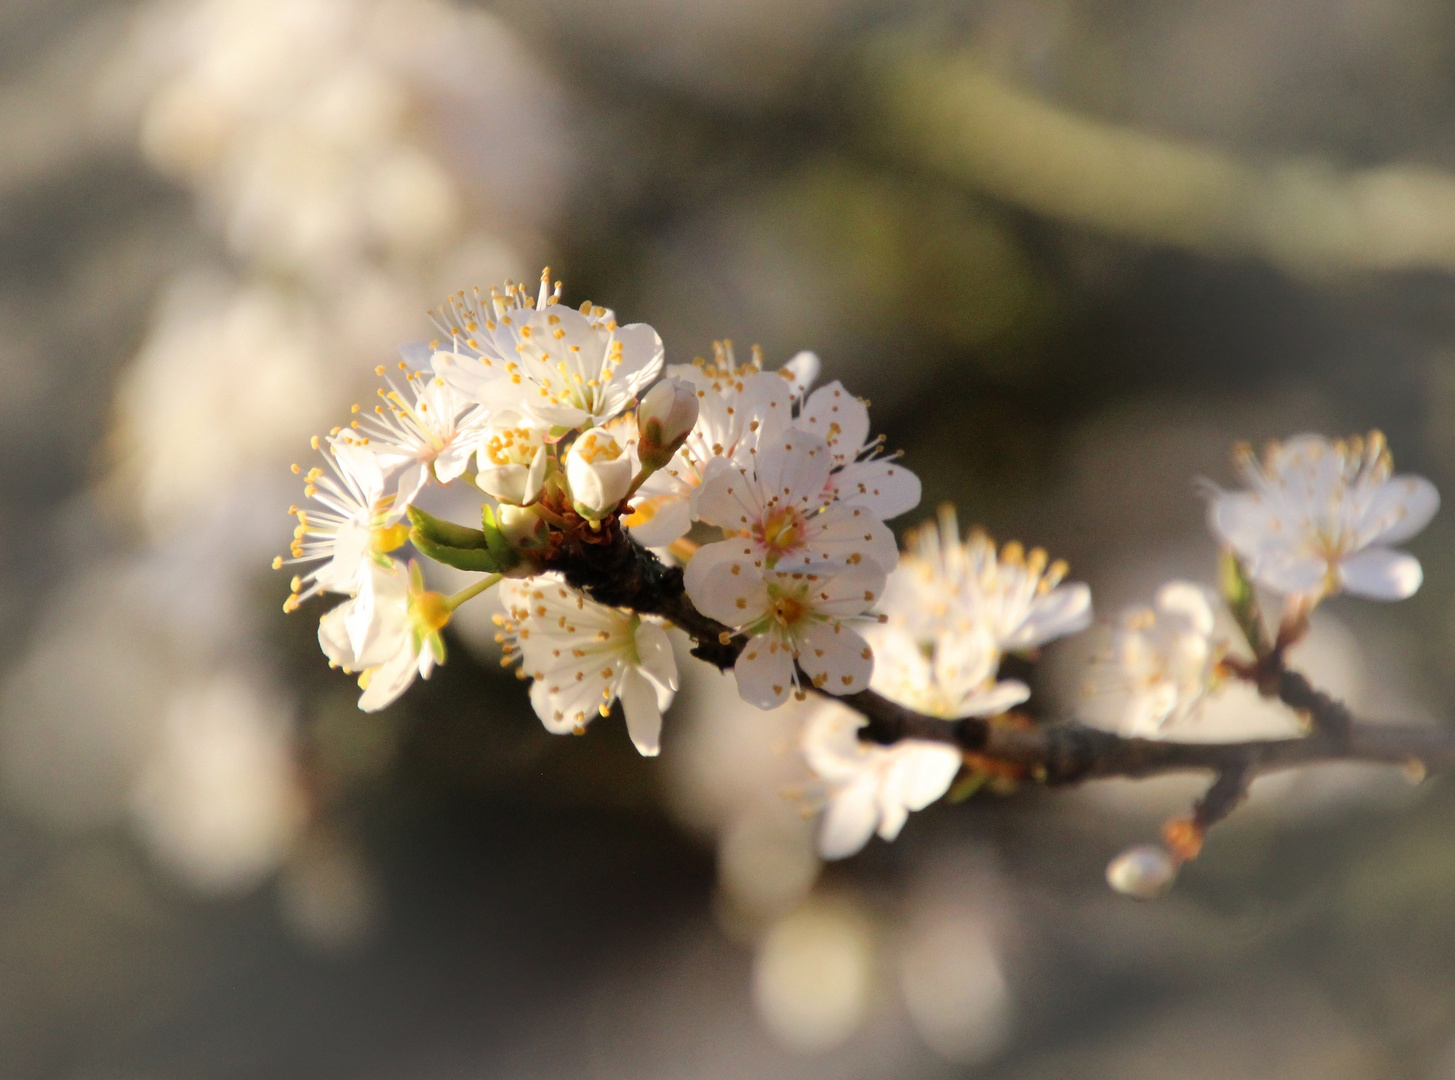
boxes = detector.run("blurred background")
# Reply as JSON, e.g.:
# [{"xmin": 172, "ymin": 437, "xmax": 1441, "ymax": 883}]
[{"xmin": 5, "ymin": 0, "xmax": 1455, "ymax": 1075}]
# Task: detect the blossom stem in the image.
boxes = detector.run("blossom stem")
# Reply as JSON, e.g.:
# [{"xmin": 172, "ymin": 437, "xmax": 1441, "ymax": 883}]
[{"xmin": 445, "ymin": 573, "xmax": 503, "ymax": 610}]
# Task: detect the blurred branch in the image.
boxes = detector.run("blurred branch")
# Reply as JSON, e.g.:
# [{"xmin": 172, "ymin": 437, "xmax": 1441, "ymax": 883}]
[
  {"xmin": 866, "ymin": 42, "xmax": 1455, "ymax": 277},
  {"xmin": 550, "ymin": 525, "xmax": 1455, "ymax": 791}
]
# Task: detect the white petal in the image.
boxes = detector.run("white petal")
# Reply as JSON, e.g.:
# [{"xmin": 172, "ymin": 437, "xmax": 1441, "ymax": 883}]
[
  {"xmin": 1004, "ymin": 583, "xmax": 1093, "ymax": 650},
  {"xmin": 683, "ymin": 540, "xmax": 768, "ymax": 625},
  {"xmin": 433, "ymin": 437, "xmax": 476, "ymax": 485},
  {"xmin": 734, "ymin": 638, "xmax": 795, "ymax": 710},
  {"xmin": 693, "ymin": 458, "xmax": 762, "ymax": 531},
  {"xmin": 1207, "ymin": 490, "xmax": 1277, "ymax": 556},
  {"xmin": 952, "ymin": 679, "xmax": 1030, "ymax": 719},
  {"xmin": 1339, "ymin": 547, "xmax": 1423, "ymax": 600},
  {"xmin": 633, "ymin": 621, "xmax": 679, "ymax": 696},
  {"xmin": 810, "ymin": 560, "xmax": 889, "ymax": 618},
  {"xmin": 798, "ymin": 381, "xmax": 870, "ymax": 466},
  {"xmin": 817, "ymin": 777, "xmax": 880, "ymax": 860},
  {"xmin": 830, "ymin": 460, "xmax": 922, "ymax": 520},
  {"xmin": 885, "ymin": 742, "xmax": 962, "ymax": 813},
  {"xmin": 756, "ymin": 431, "xmax": 834, "ymax": 510},
  {"xmin": 1248, "ymin": 552, "xmax": 1328, "ymax": 597},
  {"xmin": 617, "ymin": 667, "xmax": 663, "ymax": 757},
  {"xmin": 797, "ymin": 621, "xmax": 873, "ymax": 696},
  {"xmin": 1358, "ymin": 475, "xmax": 1439, "ymax": 546},
  {"xmin": 780, "ymin": 350, "xmax": 820, "ymax": 398},
  {"xmin": 318, "ymin": 603, "xmax": 356, "ymax": 668},
  {"xmin": 625, "ymin": 494, "xmax": 694, "ymax": 548},
  {"xmin": 392, "ymin": 462, "xmax": 429, "ymax": 508},
  {"xmin": 1154, "ymin": 581, "xmax": 1215, "ymax": 636},
  {"xmin": 358, "ymin": 643, "xmax": 418, "ymax": 712}
]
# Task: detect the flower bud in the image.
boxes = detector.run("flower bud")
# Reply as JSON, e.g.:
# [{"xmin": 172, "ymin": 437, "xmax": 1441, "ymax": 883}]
[
  {"xmin": 497, "ymin": 504, "xmax": 548, "ymax": 550},
  {"xmin": 636, "ymin": 377, "xmax": 698, "ymax": 471},
  {"xmin": 565, "ymin": 427, "xmax": 633, "ymax": 521},
  {"xmin": 1105, "ymin": 844, "xmax": 1178, "ymax": 900},
  {"xmin": 476, "ymin": 416, "xmax": 548, "ymax": 506}
]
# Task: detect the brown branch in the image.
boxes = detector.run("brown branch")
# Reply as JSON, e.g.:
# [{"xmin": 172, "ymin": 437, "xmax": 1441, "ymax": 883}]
[{"xmin": 544, "ymin": 524, "xmax": 1455, "ymax": 789}]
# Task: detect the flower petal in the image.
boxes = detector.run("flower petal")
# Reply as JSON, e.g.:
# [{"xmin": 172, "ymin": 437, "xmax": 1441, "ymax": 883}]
[
  {"xmin": 830, "ymin": 459, "xmax": 922, "ymax": 520},
  {"xmin": 617, "ymin": 667, "xmax": 664, "ymax": 757},
  {"xmin": 683, "ymin": 540, "xmax": 768, "ymax": 626},
  {"xmin": 1339, "ymin": 546, "xmax": 1423, "ymax": 600},
  {"xmin": 797, "ymin": 621, "xmax": 873, "ymax": 696},
  {"xmin": 734, "ymin": 637, "xmax": 795, "ymax": 710},
  {"xmin": 1358, "ymin": 474, "xmax": 1439, "ymax": 546},
  {"xmin": 798, "ymin": 381, "xmax": 870, "ymax": 467},
  {"xmin": 817, "ymin": 776, "xmax": 880, "ymax": 859}
]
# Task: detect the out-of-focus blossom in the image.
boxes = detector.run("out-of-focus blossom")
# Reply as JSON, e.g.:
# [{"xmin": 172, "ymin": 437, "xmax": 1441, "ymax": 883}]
[
  {"xmin": 801, "ymin": 702, "xmax": 962, "ymax": 859},
  {"xmin": 866, "ymin": 623, "xmax": 1029, "ymax": 720},
  {"xmin": 497, "ymin": 574, "xmax": 678, "ymax": 755},
  {"xmin": 899, "ymin": 909, "xmax": 1012, "ymax": 1063},
  {"xmin": 752, "ymin": 900, "xmax": 875, "ymax": 1052},
  {"xmin": 883, "ymin": 506, "xmax": 1091, "ymax": 652},
  {"xmin": 431, "ymin": 273, "xmax": 665, "ymax": 431},
  {"xmin": 1206, "ymin": 431, "xmax": 1439, "ymax": 602},
  {"xmin": 131, "ymin": 674, "xmax": 302, "ymax": 894},
  {"xmin": 1088, "ymin": 581, "xmax": 1221, "ymax": 737}
]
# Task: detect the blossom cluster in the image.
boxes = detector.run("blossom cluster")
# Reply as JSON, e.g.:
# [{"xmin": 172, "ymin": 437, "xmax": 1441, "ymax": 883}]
[
  {"xmin": 278, "ymin": 270, "xmax": 919, "ymax": 741},
  {"xmin": 279, "ymin": 269, "xmax": 1441, "ymax": 874},
  {"xmin": 799, "ymin": 507, "xmax": 1093, "ymax": 859}
]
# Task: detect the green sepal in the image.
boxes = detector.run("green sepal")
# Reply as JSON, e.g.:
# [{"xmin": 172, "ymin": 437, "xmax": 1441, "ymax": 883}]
[
  {"xmin": 407, "ymin": 505, "xmax": 515, "ymax": 573},
  {"xmin": 1219, "ymin": 549, "xmax": 1270, "ymax": 657},
  {"xmin": 480, "ymin": 505, "xmax": 523, "ymax": 570}
]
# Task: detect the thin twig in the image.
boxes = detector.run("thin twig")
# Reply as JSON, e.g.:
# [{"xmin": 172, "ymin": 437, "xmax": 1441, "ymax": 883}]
[{"xmin": 545, "ymin": 527, "xmax": 1455, "ymax": 789}]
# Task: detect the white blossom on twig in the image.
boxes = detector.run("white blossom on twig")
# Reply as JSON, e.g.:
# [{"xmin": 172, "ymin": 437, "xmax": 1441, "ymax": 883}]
[{"xmin": 1206, "ymin": 431, "xmax": 1438, "ymax": 602}]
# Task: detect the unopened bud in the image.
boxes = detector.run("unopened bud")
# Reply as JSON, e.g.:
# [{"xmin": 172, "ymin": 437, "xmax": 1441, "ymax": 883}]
[
  {"xmin": 565, "ymin": 427, "xmax": 633, "ymax": 521},
  {"xmin": 1106, "ymin": 844, "xmax": 1178, "ymax": 900},
  {"xmin": 636, "ymin": 377, "xmax": 698, "ymax": 471},
  {"xmin": 497, "ymin": 504, "xmax": 548, "ymax": 549}
]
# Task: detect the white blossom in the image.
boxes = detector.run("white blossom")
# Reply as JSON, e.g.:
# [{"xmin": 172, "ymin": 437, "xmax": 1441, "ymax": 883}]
[
  {"xmin": 475, "ymin": 412, "xmax": 549, "ymax": 506},
  {"xmin": 625, "ymin": 342, "xmax": 806, "ymax": 547},
  {"xmin": 693, "ymin": 429, "xmax": 899, "ymax": 573},
  {"xmin": 278, "ymin": 438, "xmax": 409, "ymax": 625},
  {"xmin": 801, "ymin": 703, "xmax": 963, "ymax": 859},
  {"xmin": 496, "ymin": 574, "xmax": 678, "ymax": 756},
  {"xmin": 865, "ymin": 623, "xmax": 1029, "ymax": 720},
  {"xmin": 317, "ymin": 562, "xmax": 449, "ymax": 712},
  {"xmin": 881, "ymin": 506, "xmax": 1091, "ymax": 652},
  {"xmin": 430, "ymin": 270, "xmax": 664, "ymax": 431},
  {"xmin": 686, "ymin": 552, "xmax": 885, "ymax": 708},
  {"xmin": 343, "ymin": 356, "xmax": 490, "ymax": 505},
  {"xmin": 1089, "ymin": 581, "xmax": 1221, "ymax": 737},
  {"xmin": 793, "ymin": 380, "xmax": 921, "ymax": 520},
  {"xmin": 1207, "ymin": 431, "xmax": 1439, "ymax": 602},
  {"xmin": 565, "ymin": 427, "xmax": 634, "ymax": 521}
]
